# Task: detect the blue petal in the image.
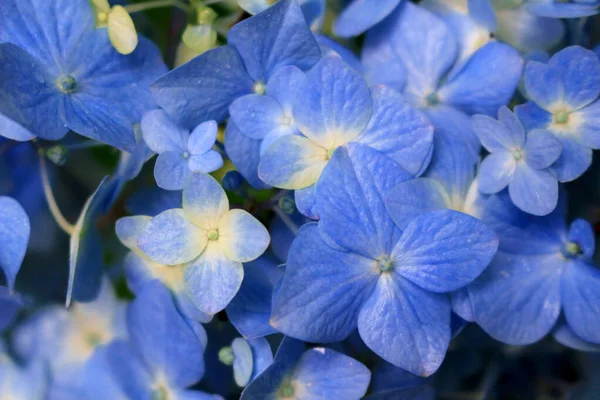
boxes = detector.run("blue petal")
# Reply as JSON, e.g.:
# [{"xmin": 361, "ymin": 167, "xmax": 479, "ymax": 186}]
[
  {"xmin": 354, "ymin": 85, "xmax": 434, "ymax": 176},
  {"xmin": 482, "ymin": 191, "xmax": 566, "ymax": 255},
  {"xmin": 115, "ymin": 215, "xmax": 152, "ymax": 251},
  {"xmin": 224, "ymin": 121, "xmax": 271, "ymax": 189},
  {"xmin": 138, "ymin": 209, "xmax": 207, "ymax": 265},
  {"xmin": 294, "ymin": 184, "xmax": 319, "ymax": 219},
  {"xmin": 547, "ymin": 46, "xmax": 600, "ymax": 110},
  {"xmin": 494, "ymin": 8, "xmax": 564, "ymax": 53},
  {"xmin": 290, "ymin": 348, "xmax": 371, "ymax": 398},
  {"xmin": 468, "ymin": 0, "xmax": 497, "ymax": 31},
  {"xmin": 451, "ymin": 289, "xmax": 474, "ymax": 322},
  {"xmin": 188, "ymin": 151, "xmax": 223, "ymax": 173},
  {"xmin": 247, "ymin": 338, "xmax": 273, "ymax": 382},
  {"xmin": 361, "ymin": 26, "xmax": 407, "ymax": 92},
  {"xmin": 173, "ymin": 390, "xmax": 223, "ymax": 400},
  {"xmin": 182, "ymin": 173, "xmax": 229, "ymax": 230},
  {"xmin": 141, "ymin": 109, "xmax": 188, "ymax": 153},
  {"xmin": 358, "ymin": 275, "xmax": 450, "ymax": 376},
  {"xmin": 0, "ymin": 114, "xmax": 35, "ymax": 141},
  {"xmin": 471, "ymin": 107, "xmax": 525, "ymax": 152},
  {"xmin": 524, "ymin": 129, "xmax": 562, "ymax": 169},
  {"xmin": 271, "ymin": 223, "xmax": 379, "ymax": 342},
  {"xmin": 567, "ymin": 219, "xmax": 595, "ymax": 259},
  {"xmin": 226, "ymin": 256, "xmax": 283, "ymax": 339},
  {"xmin": 317, "ymin": 144, "xmax": 411, "ymax": 258},
  {"xmin": 424, "ymin": 106, "xmax": 481, "ymax": 160},
  {"xmin": 232, "ymin": 338, "xmax": 254, "ymax": 387},
  {"xmin": 576, "ymin": 99, "xmax": 600, "ymax": 149},
  {"xmin": 550, "ymin": 134, "xmax": 592, "ymax": 182},
  {"xmin": 0, "ymin": 43, "xmax": 67, "ymax": 140},
  {"xmin": 270, "ymin": 211, "xmax": 306, "ymax": 262},
  {"xmin": 509, "ymin": 163, "xmax": 558, "ymax": 216},
  {"xmin": 82, "ymin": 342, "xmax": 135, "ymax": 400},
  {"xmin": 228, "ymin": 0, "xmax": 321, "ymax": 81},
  {"xmin": 385, "ymin": 178, "xmax": 450, "ymax": 229},
  {"xmin": 363, "ymin": 3, "xmax": 457, "ymax": 98},
  {"xmin": 218, "ymin": 209, "xmax": 270, "ymax": 262},
  {"xmin": 469, "ymin": 252, "xmax": 562, "ymax": 344},
  {"xmin": 478, "ymin": 152, "xmax": 515, "ymax": 194},
  {"xmin": 265, "ymin": 65, "xmax": 307, "ymax": 112},
  {"xmin": 0, "ymin": 196, "xmax": 29, "ymax": 290},
  {"xmin": 316, "ymin": 35, "xmax": 363, "ymax": 73},
  {"xmin": 334, "ymin": 0, "xmax": 402, "ymax": 37},
  {"xmin": 553, "ymin": 323, "xmax": 600, "ymax": 352},
  {"xmin": 152, "ymin": 46, "xmax": 254, "ymax": 127},
  {"xmin": 525, "ymin": 1, "xmax": 599, "ymax": 18},
  {"xmin": 524, "ymin": 61, "xmax": 564, "ymax": 110},
  {"xmin": 391, "ymin": 209, "xmax": 498, "ymax": 292},
  {"xmin": 438, "ymin": 42, "xmax": 523, "ymax": 116},
  {"xmin": 514, "ymin": 101, "xmax": 552, "ymax": 131},
  {"xmin": 154, "ymin": 151, "xmax": 190, "ymax": 191},
  {"xmin": 127, "ymin": 282, "xmax": 205, "ymax": 387},
  {"xmin": 230, "ymin": 94, "xmax": 285, "ymax": 140},
  {"xmin": 183, "ymin": 242, "xmax": 243, "ymax": 315},
  {"xmin": 561, "ymin": 260, "xmax": 600, "ymax": 343},
  {"xmin": 292, "ymin": 57, "xmax": 372, "ymax": 149}
]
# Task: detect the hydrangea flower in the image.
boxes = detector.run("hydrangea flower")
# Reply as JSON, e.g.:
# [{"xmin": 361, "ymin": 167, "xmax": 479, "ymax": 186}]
[
  {"xmin": 468, "ymin": 192, "xmax": 600, "ymax": 345},
  {"xmin": 258, "ymin": 56, "xmax": 434, "ymax": 218},
  {"xmin": 362, "ymin": 2, "xmax": 522, "ymax": 155},
  {"xmin": 0, "ymin": 356, "xmax": 46, "ymax": 400},
  {"xmin": 334, "ymin": 0, "xmax": 403, "ymax": 38},
  {"xmin": 137, "ymin": 173, "xmax": 270, "ymax": 314},
  {"xmin": 238, "ymin": 0, "xmax": 325, "ymax": 30},
  {"xmin": 141, "ymin": 109, "xmax": 223, "ymax": 190},
  {"xmin": 82, "ymin": 282, "xmax": 220, "ymax": 400},
  {"xmin": 241, "ymin": 337, "xmax": 371, "ymax": 400},
  {"xmin": 516, "ymin": 46, "xmax": 600, "ymax": 182},
  {"xmin": 0, "ymin": 196, "xmax": 29, "ymax": 290},
  {"xmin": 271, "ymin": 146, "xmax": 498, "ymax": 375},
  {"xmin": 472, "ymin": 106, "xmax": 562, "ymax": 215},
  {"xmin": 218, "ymin": 337, "xmax": 273, "ymax": 387},
  {"xmin": 0, "ymin": 0, "xmax": 167, "ymax": 150},
  {"xmin": 152, "ymin": 0, "xmax": 321, "ymax": 129},
  {"xmin": 524, "ymin": 0, "xmax": 599, "ymax": 18}
]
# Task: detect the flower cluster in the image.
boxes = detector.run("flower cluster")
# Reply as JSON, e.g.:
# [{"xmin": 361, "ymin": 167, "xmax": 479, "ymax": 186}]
[{"xmin": 1, "ymin": 0, "xmax": 600, "ymax": 398}]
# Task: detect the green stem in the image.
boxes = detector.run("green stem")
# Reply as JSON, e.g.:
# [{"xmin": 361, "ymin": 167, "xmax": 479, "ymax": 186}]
[
  {"xmin": 39, "ymin": 153, "xmax": 76, "ymax": 235},
  {"xmin": 124, "ymin": 0, "xmax": 192, "ymax": 14}
]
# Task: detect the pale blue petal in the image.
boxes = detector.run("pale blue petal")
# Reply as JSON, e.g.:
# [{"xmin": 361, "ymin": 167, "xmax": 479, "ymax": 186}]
[
  {"xmin": 391, "ymin": 209, "xmax": 498, "ymax": 293},
  {"xmin": 260, "ymin": 126, "xmax": 297, "ymax": 156},
  {"xmin": 188, "ymin": 151, "xmax": 223, "ymax": 173},
  {"xmin": 152, "ymin": 46, "xmax": 254, "ymax": 127},
  {"xmin": 294, "ymin": 185, "xmax": 319, "ymax": 220},
  {"xmin": 224, "ymin": 121, "xmax": 271, "ymax": 189},
  {"xmin": 182, "ymin": 173, "xmax": 229, "ymax": 230},
  {"xmin": 478, "ymin": 152, "xmax": 516, "ymax": 194},
  {"xmin": 524, "ymin": 129, "xmax": 562, "ymax": 169},
  {"xmin": 100, "ymin": 340, "xmax": 153, "ymax": 399},
  {"xmin": 468, "ymin": 0, "xmax": 497, "ymax": 31},
  {"xmin": 271, "ymin": 223, "xmax": 379, "ymax": 342},
  {"xmin": 290, "ymin": 348, "xmax": 371, "ymax": 398},
  {"xmin": 265, "ymin": 65, "xmax": 307, "ymax": 111},
  {"xmin": 316, "ymin": 35, "xmax": 363, "ymax": 73},
  {"xmin": 0, "ymin": 196, "xmax": 29, "ymax": 290},
  {"xmin": 547, "ymin": 46, "xmax": 600, "ymax": 110},
  {"xmin": 385, "ymin": 178, "xmax": 450, "ymax": 229},
  {"xmin": 567, "ymin": 219, "xmax": 595, "ymax": 259},
  {"xmin": 361, "ymin": 24, "xmax": 408, "ymax": 92},
  {"xmin": 232, "ymin": 338, "xmax": 254, "ymax": 387},
  {"xmin": 141, "ymin": 109, "xmax": 187, "ymax": 153},
  {"xmin": 138, "ymin": 209, "xmax": 207, "ymax": 265},
  {"xmin": 358, "ymin": 275, "xmax": 450, "ymax": 376},
  {"xmin": 228, "ymin": 0, "xmax": 321, "ymax": 81},
  {"xmin": 317, "ymin": 144, "xmax": 411, "ymax": 258},
  {"xmin": 514, "ymin": 101, "xmax": 552, "ymax": 131},
  {"xmin": 576, "ymin": 99, "xmax": 600, "ymax": 149},
  {"xmin": 230, "ymin": 94, "xmax": 285, "ymax": 140},
  {"xmin": 238, "ymin": 0, "xmax": 270, "ymax": 14},
  {"xmin": 469, "ymin": 252, "xmax": 562, "ymax": 345},
  {"xmin": 115, "ymin": 216, "xmax": 152, "ymax": 251},
  {"xmin": 127, "ymin": 282, "xmax": 205, "ymax": 387},
  {"xmin": 218, "ymin": 209, "xmax": 270, "ymax": 262},
  {"xmin": 438, "ymin": 42, "xmax": 523, "ymax": 116},
  {"xmin": 248, "ymin": 338, "xmax": 273, "ymax": 382},
  {"xmin": 292, "ymin": 57, "xmax": 372, "ymax": 149},
  {"xmin": 425, "ymin": 107, "xmax": 481, "ymax": 160},
  {"xmin": 184, "ymin": 242, "xmax": 244, "ymax": 314},
  {"xmin": 495, "ymin": 8, "xmax": 564, "ymax": 53},
  {"xmin": 509, "ymin": 163, "xmax": 558, "ymax": 216},
  {"xmin": 554, "ymin": 323, "xmax": 600, "ymax": 352},
  {"xmin": 154, "ymin": 151, "xmax": 190, "ymax": 191},
  {"xmin": 525, "ymin": 2, "xmax": 599, "ymax": 18},
  {"xmin": 550, "ymin": 134, "xmax": 592, "ymax": 182},
  {"xmin": 524, "ymin": 61, "xmax": 564, "ymax": 110},
  {"xmin": 471, "ymin": 112, "xmax": 524, "ymax": 152},
  {"xmin": 451, "ymin": 289, "xmax": 474, "ymax": 322},
  {"xmin": 562, "ymin": 260, "xmax": 600, "ymax": 343},
  {"xmin": 0, "ymin": 114, "xmax": 35, "ymax": 141},
  {"xmin": 0, "ymin": 43, "xmax": 67, "ymax": 140},
  {"xmin": 354, "ymin": 85, "xmax": 434, "ymax": 176},
  {"xmin": 82, "ymin": 342, "xmax": 134, "ymax": 400},
  {"xmin": 334, "ymin": 0, "xmax": 402, "ymax": 37}
]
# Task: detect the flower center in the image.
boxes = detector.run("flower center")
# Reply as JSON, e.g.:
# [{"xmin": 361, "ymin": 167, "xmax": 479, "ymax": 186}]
[
  {"xmin": 281, "ymin": 115, "xmax": 292, "ymax": 126},
  {"xmin": 57, "ymin": 74, "xmax": 77, "ymax": 93},
  {"xmin": 182, "ymin": 151, "xmax": 190, "ymax": 159},
  {"xmin": 512, "ymin": 148, "xmax": 523, "ymax": 161},
  {"xmin": 207, "ymin": 229, "xmax": 219, "ymax": 240},
  {"xmin": 378, "ymin": 256, "xmax": 394, "ymax": 273},
  {"xmin": 152, "ymin": 386, "xmax": 169, "ymax": 400},
  {"xmin": 278, "ymin": 381, "xmax": 295, "ymax": 398},
  {"xmin": 554, "ymin": 110, "xmax": 569, "ymax": 125},
  {"xmin": 562, "ymin": 241, "xmax": 582, "ymax": 258},
  {"xmin": 425, "ymin": 92, "xmax": 439, "ymax": 106},
  {"xmin": 326, "ymin": 147, "xmax": 336, "ymax": 160},
  {"xmin": 253, "ymin": 81, "xmax": 266, "ymax": 95},
  {"xmin": 218, "ymin": 346, "xmax": 234, "ymax": 366}
]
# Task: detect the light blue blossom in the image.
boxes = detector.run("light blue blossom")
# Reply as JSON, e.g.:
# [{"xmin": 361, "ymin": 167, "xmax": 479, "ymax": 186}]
[
  {"xmin": 472, "ymin": 106, "xmax": 562, "ymax": 215},
  {"xmin": 0, "ymin": 356, "xmax": 47, "ymax": 400},
  {"xmin": 271, "ymin": 145, "xmax": 498, "ymax": 375},
  {"xmin": 137, "ymin": 173, "xmax": 270, "ymax": 314},
  {"xmin": 219, "ymin": 337, "xmax": 273, "ymax": 387},
  {"xmin": 142, "ymin": 109, "xmax": 223, "ymax": 190},
  {"xmin": 0, "ymin": 0, "xmax": 167, "ymax": 150},
  {"xmin": 0, "ymin": 196, "xmax": 29, "ymax": 290},
  {"xmin": 516, "ymin": 46, "xmax": 600, "ymax": 182}
]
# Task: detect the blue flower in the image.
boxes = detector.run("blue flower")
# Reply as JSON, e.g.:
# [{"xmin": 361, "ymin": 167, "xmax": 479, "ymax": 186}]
[
  {"xmin": 271, "ymin": 145, "xmax": 498, "ymax": 375},
  {"xmin": 524, "ymin": 0, "xmax": 599, "ymax": 18},
  {"xmin": 362, "ymin": 2, "xmax": 523, "ymax": 155},
  {"xmin": 468, "ymin": 192, "xmax": 600, "ymax": 345},
  {"xmin": 0, "ymin": 196, "xmax": 29, "ymax": 290},
  {"xmin": 141, "ymin": 109, "xmax": 223, "ymax": 190},
  {"xmin": 0, "ymin": 0, "xmax": 167, "ymax": 150},
  {"xmin": 152, "ymin": 0, "xmax": 321, "ymax": 129},
  {"xmin": 257, "ymin": 56, "xmax": 434, "ymax": 216},
  {"xmin": 334, "ymin": 0, "xmax": 403, "ymax": 38},
  {"xmin": 0, "ymin": 357, "xmax": 47, "ymax": 400},
  {"xmin": 241, "ymin": 337, "xmax": 371, "ymax": 400},
  {"xmin": 218, "ymin": 337, "xmax": 273, "ymax": 388},
  {"xmin": 137, "ymin": 173, "xmax": 270, "ymax": 314},
  {"xmin": 516, "ymin": 46, "xmax": 600, "ymax": 182},
  {"xmin": 472, "ymin": 106, "xmax": 562, "ymax": 215},
  {"xmin": 238, "ymin": 0, "xmax": 325, "ymax": 30}
]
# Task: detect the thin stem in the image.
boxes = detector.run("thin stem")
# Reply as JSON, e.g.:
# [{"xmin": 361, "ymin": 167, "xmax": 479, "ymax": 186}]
[
  {"xmin": 124, "ymin": 0, "xmax": 191, "ymax": 14},
  {"xmin": 273, "ymin": 206, "xmax": 299, "ymax": 235},
  {"xmin": 39, "ymin": 154, "xmax": 76, "ymax": 236}
]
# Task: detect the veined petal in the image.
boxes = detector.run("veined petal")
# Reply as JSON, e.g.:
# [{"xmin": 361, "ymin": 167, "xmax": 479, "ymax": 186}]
[
  {"xmin": 229, "ymin": 94, "xmax": 285, "ymax": 140},
  {"xmin": 218, "ymin": 209, "xmax": 270, "ymax": 263},
  {"xmin": 478, "ymin": 152, "xmax": 516, "ymax": 194},
  {"xmin": 0, "ymin": 197, "xmax": 30, "ymax": 290},
  {"xmin": 524, "ymin": 61, "xmax": 564, "ymax": 110},
  {"xmin": 550, "ymin": 134, "xmax": 592, "ymax": 182},
  {"xmin": 561, "ymin": 259, "xmax": 600, "ymax": 343},
  {"xmin": 154, "ymin": 151, "xmax": 190, "ymax": 191},
  {"xmin": 472, "ymin": 111, "xmax": 524, "ymax": 152},
  {"xmin": 141, "ymin": 109, "xmax": 187, "ymax": 153},
  {"xmin": 334, "ymin": 0, "xmax": 401, "ymax": 38},
  {"xmin": 524, "ymin": 129, "xmax": 562, "ymax": 170},
  {"xmin": 567, "ymin": 219, "xmax": 595, "ymax": 259},
  {"xmin": 182, "ymin": 173, "xmax": 229, "ymax": 230},
  {"xmin": 115, "ymin": 216, "xmax": 152, "ymax": 251},
  {"xmin": 509, "ymin": 163, "xmax": 558, "ymax": 216},
  {"xmin": 188, "ymin": 151, "xmax": 223, "ymax": 174}
]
